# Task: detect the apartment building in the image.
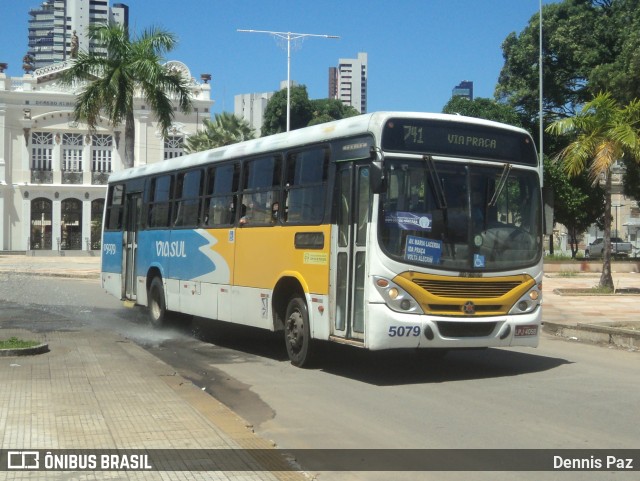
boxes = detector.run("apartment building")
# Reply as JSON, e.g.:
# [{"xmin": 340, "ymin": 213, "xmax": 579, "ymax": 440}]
[
  {"xmin": 329, "ymin": 52, "xmax": 367, "ymax": 114},
  {"xmin": 27, "ymin": 0, "xmax": 129, "ymax": 70}
]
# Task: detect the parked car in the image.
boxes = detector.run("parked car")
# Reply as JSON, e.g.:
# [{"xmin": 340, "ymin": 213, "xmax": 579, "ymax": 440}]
[{"xmin": 585, "ymin": 237, "xmax": 633, "ymax": 258}]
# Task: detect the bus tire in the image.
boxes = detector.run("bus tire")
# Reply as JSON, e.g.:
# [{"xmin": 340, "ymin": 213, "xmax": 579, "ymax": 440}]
[
  {"xmin": 284, "ymin": 296, "xmax": 313, "ymax": 367},
  {"xmin": 148, "ymin": 277, "xmax": 166, "ymax": 328}
]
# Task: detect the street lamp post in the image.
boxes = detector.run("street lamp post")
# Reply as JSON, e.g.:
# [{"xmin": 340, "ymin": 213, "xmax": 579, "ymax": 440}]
[{"xmin": 238, "ymin": 29, "xmax": 339, "ymax": 132}]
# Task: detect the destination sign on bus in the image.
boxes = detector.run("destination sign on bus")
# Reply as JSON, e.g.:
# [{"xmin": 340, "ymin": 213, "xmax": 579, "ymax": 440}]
[{"xmin": 382, "ymin": 118, "xmax": 538, "ymax": 165}]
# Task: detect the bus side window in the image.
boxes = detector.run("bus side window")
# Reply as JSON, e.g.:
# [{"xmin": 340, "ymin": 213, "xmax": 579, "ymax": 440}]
[
  {"xmin": 284, "ymin": 147, "xmax": 328, "ymax": 224},
  {"xmin": 240, "ymin": 155, "xmax": 281, "ymax": 225},
  {"xmin": 148, "ymin": 175, "xmax": 173, "ymax": 228},
  {"xmin": 105, "ymin": 184, "xmax": 125, "ymax": 230},
  {"xmin": 173, "ymin": 169, "xmax": 203, "ymax": 227},
  {"xmin": 202, "ymin": 163, "xmax": 240, "ymax": 227}
]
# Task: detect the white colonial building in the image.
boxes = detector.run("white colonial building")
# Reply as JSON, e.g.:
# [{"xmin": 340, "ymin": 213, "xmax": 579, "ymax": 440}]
[{"xmin": 0, "ymin": 60, "xmax": 212, "ymax": 252}]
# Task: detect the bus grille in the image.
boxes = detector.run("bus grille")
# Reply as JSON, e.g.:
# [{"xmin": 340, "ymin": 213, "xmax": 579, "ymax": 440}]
[
  {"xmin": 412, "ymin": 279, "xmax": 522, "ymax": 298},
  {"xmin": 437, "ymin": 321, "xmax": 497, "ymax": 337}
]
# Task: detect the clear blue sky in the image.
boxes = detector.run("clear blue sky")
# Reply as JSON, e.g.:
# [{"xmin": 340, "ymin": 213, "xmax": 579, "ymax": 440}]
[{"xmin": 1, "ymin": 0, "xmax": 556, "ymax": 115}]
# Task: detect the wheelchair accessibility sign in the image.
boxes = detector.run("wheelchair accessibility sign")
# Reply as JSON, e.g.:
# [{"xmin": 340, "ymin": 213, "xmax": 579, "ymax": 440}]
[{"xmin": 473, "ymin": 254, "xmax": 486, "ymax": 268}]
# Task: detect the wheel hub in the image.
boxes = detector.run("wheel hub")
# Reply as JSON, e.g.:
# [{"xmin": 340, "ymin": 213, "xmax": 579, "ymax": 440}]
[{"xmin": 286, "ymin": 311, "xmax": 304, "ymax": 351}]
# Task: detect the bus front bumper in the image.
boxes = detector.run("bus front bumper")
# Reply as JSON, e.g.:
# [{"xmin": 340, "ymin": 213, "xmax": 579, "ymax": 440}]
[{"xmin": 366, "ymin": 303, "xmax": 541, "ymax": 351}]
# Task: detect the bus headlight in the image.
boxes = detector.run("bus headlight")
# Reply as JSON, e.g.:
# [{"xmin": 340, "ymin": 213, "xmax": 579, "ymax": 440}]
[
  {"xmin": 373, "ymin": 276, "xmax": 424, "ymax": 314},
  {"xmin": 508, "ymin": 285, "xmax": 542, "ymax": 315}
]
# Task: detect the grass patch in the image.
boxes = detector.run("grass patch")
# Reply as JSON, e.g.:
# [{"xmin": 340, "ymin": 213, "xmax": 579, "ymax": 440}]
[
  {"xmin": 544, "ymin": 253, "xmax": 575, "ymax": 261},
  {"xmin": 590, "ymin": 286, "xmax": 614, "ymax": 295},
  {"xmin": 0, "ymin": 337, "xmax": 41, "ymax": 349},
  {"xmin": 557, "ymin": 270, "xmax": 579, "ymax": 277}
]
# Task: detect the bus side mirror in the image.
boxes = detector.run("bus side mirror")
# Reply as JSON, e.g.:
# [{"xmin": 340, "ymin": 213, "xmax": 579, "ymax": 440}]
[
  {"xmin": 370, "ymin": 148, "xmax": 386, "ymax": 194},
  {"xmin": 543, "ymin": 186, "xmax": 554, "ymax": 235}
]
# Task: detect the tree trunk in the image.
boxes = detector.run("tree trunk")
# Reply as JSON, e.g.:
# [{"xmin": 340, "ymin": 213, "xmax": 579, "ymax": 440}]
[
  {"xmin": 569, "ymin": 227, "xmax": 579, "ymax": 258},
  {"xmin": 599, "ymin": 172, "xmax": 614, "ymax": 289},
  {"xmin": 124, "ymin": 111, "xmax": 135, "ymax": 169}
]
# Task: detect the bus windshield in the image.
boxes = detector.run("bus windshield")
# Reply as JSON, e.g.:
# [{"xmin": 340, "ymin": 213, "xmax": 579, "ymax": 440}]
[{"xmin": 379, "ymin": 158, "xmax": 541, "ymax": 271}]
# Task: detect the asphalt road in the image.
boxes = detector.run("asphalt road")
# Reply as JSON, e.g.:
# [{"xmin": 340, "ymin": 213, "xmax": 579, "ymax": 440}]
[{"xmin": 2, "ymin": 273, "xmax": 639, "ymax": 481}]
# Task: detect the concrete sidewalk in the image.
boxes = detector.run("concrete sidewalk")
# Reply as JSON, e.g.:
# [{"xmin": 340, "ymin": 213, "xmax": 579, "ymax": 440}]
[
  {"xmin": 0, "ymin": 254, "xmax": 306, "ymax": 479},
  {"xmin": 542, "ymin": 271, "xmax": 640, "ymax": 350},
  {"xmin": 0, "ymin": 254, "xmax": 638, "ymax": 478}
]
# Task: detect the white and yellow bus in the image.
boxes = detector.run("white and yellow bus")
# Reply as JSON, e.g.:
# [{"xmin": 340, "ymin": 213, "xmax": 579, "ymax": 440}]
[{"xmin": 101, "ymin": 112, "xmax": 547, "ymax": 367}]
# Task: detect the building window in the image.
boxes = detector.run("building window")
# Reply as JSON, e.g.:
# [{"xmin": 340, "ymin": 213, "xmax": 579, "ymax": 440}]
[
  {"xmin": 91, "ymin": 199, "xmax": 105, "ymax": 249},
  {"xmin": 61, "ymin": 198, "xmax": 83, "ymax": 250},
  {"xmin": 31, "ymin": 132, "xmax": 53, "ymax": 171},
  {"xmin": 92, "ymin": 134, "xmax": 112, "ymax": 172},
  {"xmin": 62, "ymin": 133, "xmax": 83, "ymax": 171},
  {"xmin": 30, "ymin": 197, "xmax": 53, "ymax": 250},
  {"xmin": 164, "ymin": 135, "xmax": 184, "ymax": 160}
]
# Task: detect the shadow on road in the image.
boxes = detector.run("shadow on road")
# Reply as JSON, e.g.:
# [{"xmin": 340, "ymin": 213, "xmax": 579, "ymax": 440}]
[
  {"xmin": 314, "ymin": 343, "xmax": 572, "ymax": 386},
  {"xmin": 153, "ymin": 315, "xmax": 573, "ymax": 387}
]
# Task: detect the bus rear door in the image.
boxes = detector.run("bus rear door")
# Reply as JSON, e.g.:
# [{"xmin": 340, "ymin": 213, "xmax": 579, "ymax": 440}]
[{"xmin": 123, "ymin": 191, "xmax": 142, "ymax": 301}]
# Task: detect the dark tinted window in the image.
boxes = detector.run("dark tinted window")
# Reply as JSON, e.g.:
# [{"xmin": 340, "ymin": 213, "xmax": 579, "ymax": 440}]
[
  {"xmin": 148, "ymin": 175, "xmax": 173, "ymax": 228},
  {"xmin": 284, "ymin": 148, "xmax": 329, "ymax": 224}
]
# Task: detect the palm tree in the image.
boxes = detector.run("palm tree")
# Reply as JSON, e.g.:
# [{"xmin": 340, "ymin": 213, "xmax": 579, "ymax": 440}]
[
  {"xmin": 184, "ymin": 112, "xmax": 255, "ymax": 153},
  {"xmin": 61, "ymin": 23, "xmax": 193, "ymax": 169},
  {"xmin": 547, "ymin": 92, "xmax": 640, "ymax": 289}
]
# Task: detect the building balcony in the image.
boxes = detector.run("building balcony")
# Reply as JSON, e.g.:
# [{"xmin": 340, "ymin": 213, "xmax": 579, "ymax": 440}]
[
  {"xmin": 62, "ymin": 172, "xmax": 83, "ymax": 184},
  {"xmin": 31, "ymin": 170, "xmax": 53, "ymax": 184},
  {"xmin": 92, "ymin": 172, "xmax": 110, "ymax": 185}
]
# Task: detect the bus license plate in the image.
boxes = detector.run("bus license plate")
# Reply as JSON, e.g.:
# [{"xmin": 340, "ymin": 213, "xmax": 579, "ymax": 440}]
[{"xmin": 515, "ymin": 325, "xmax": 538, "ymax": 337}]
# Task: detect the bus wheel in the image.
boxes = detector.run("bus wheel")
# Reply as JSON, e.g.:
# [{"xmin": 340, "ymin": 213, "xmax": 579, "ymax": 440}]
[
  {"xmin": 148, "ymin": 277, "xmax": 166, "ymax": 328},
  {"xmin": 284, "ymin": 296, "xmax": 313, "ymax": 367}
]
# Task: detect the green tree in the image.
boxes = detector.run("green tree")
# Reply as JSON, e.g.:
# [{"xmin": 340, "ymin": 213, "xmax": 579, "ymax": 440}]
[
  {"xmin": 589, "ymin": 0, "xmax": 640, "ymax": 104},
  {"xmin": 262, "ymin": 85, "xmax": 313, "ymax": 135},
  {"xmin": 442, "ymin": 96, "xmax": 523, "ymax": 126},
  {"xmin": 544, "ymin": 157, "xmax": 605, "ymax": 257},
  {"xmin": 184, "ymin": 112, "xmax": 255, "ymax": 153},
  {"xmin": 308, "ymin": 98, "xmax": 360, "ymax": 126},
  {"xmin": 61, "ymin": 23, "xmax": 193, "ymax": 168},
  {"xmin": 262, "ymin": 86, "xmax": 361, "ymax": 135},
  {"xmin": 621, "ymin": 158, "xmax": 640, "ymax": 202},
  {"xmin": 497, "ymin": 0, "xmax": 640, "ymax": 146},
  {"xmin": 547, "ymin": 92, "xmax": 640, "ymax": 289}
]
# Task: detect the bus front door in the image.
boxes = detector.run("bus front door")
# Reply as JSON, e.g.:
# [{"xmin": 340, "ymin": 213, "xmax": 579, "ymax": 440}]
[
  {"xmin": 332, "ymin": 163, "xmax": 371, "ymax": 343},
  {"xmin": 123, "ymin": 192, "xmax": 142, "ymax": 301}
]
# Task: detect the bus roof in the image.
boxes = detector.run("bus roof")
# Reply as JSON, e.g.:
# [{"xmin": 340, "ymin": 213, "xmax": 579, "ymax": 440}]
[{"xmin": 107, "ymin": 111, "xmax": 533, "ymax": 184}]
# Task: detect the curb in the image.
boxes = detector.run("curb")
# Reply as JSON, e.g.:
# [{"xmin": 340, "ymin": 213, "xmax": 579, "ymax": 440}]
[
  {"xmin": 0, "ymin": 343, "xmax": 49, "ymax": 357},
  {"xmin": 543, "ymin": 322, "xmax": 639, "ymax": 351},
  {"xmin": 0, "ymin": 269, "xmax": 99, "ymax": 280}
]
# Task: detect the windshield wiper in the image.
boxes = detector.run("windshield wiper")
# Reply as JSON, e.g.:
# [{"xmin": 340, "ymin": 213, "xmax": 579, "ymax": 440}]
[
  {"xmin": 488, "ymin": 164, "xmax": 512, "ymax": 207},
  {"xmin": 424, "ymin": 155, "xmax": 447, "ymax": 210}
]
